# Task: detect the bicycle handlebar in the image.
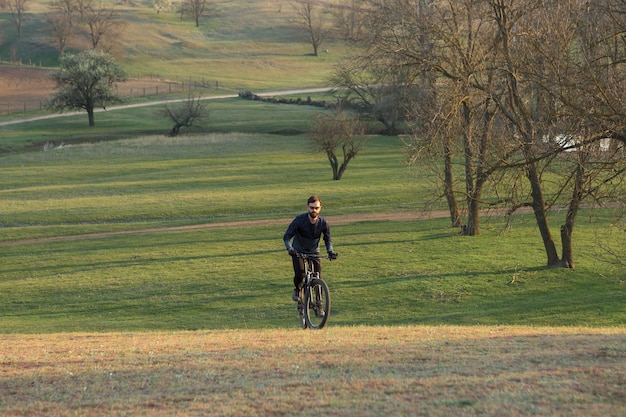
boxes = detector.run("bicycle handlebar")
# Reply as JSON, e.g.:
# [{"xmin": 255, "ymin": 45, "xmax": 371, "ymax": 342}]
[{"xmin": 293, "ymin": 252, "xmax": 338, "ymax": 260}]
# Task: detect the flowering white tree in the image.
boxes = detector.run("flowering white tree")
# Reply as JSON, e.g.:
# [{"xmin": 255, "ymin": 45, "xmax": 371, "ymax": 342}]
[{"xmin": 48, "ymin": 50, "xmax": 127, "ymax": 127}]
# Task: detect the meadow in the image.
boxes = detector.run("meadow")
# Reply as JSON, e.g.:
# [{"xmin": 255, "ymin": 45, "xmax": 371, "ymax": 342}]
[
  {"xmin": 1, "ymin": 0, "xmax": 625, "ymax": 415},
  {"xmin": 1, "ymin": 101, "xmax": 625, "ymax": 415}
]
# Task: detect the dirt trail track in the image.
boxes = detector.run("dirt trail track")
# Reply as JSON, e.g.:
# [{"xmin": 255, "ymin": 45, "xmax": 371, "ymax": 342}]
[
  {"xmin": 0, "ymin": 210, "xmax": 461, "ymax": 247},
  {"xmin": 0, "ymin": 88, "xmax": 329, "ymax": 126}
]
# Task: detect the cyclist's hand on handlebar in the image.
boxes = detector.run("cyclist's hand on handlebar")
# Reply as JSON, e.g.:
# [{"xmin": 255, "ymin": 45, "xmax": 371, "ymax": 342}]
[
  {"xmin": 329, "ymin": 251, "xmax": 338, "ymax": 260},
  {"xmin": 288, "ymin": 248, "xmax": 297, "ymax": 256}
]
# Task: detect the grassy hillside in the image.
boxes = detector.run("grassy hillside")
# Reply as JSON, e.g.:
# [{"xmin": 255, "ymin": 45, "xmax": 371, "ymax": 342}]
[
  {"xmin": 1, "ymin": 3, "xmax": 624, "ymax": 416},
  {"xmin": 0, "ymin": 0, "xmax": 347, "ymax": 90}
]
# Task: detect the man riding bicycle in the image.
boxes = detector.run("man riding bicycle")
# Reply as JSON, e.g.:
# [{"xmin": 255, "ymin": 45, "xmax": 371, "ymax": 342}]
[{"xmin": 283, "ymin": 196, "xmax": 337, "ymax": 302}]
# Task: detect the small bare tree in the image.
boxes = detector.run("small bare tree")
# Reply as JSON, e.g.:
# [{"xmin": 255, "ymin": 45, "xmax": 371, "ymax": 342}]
[
  {"xmin": 1, "ymin": 0, "xmax": 28, "ymax": 38},
  {"xmin": 81, "ymin": 2, "xmax": 124, "ymax": 51},
  {"xmin": 332, "ymin": 0, "xmax": 363, "ymax": 42},
  {"xmin": 311, "ymin": 110, "xmax": 366, "ymax": 180},
  {"xmin": 186, "ymin": 0, "xmax": 209, "ymax": 27},
  {"xmin": 158, "ymin": 94, "xmax": 209, "ymax": 137},
  {"xmin": 47, "ymin": 0, "xmax": 75, "ymax": 56},
  {"xmin": 154, "ymin": 0, "xmax": 172, "ymax": 14},
  {"xmin": 292, "ymin": 0, "xmax": 329, "ymax": 56},
  {"xmin": 175, "ymin": 1, "xmax": 188, "ymax": 20}
]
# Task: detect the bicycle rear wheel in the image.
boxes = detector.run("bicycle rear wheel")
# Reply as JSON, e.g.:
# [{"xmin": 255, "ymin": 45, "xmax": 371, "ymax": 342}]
[{"xmin": 304, "ymin": 278, "xmax": 330, "ymax": 329}]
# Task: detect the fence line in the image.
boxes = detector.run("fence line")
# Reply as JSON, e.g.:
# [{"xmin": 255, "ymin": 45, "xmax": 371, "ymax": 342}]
[{"xmin": 0, "ymin": 74, "xmax": 223, "ymax": 116}]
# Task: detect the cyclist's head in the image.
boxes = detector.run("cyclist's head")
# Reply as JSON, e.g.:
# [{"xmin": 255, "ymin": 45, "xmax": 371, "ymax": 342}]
[
  {"xmin": 307, "ymin": 196, "xmax": 322, "ymax": 218},
  {"xmin": 307, "ymin": 195, "xmax": 322, "ymax": 206}
]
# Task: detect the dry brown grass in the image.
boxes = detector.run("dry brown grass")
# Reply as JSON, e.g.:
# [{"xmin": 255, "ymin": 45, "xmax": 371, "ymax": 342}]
[
  {"xmin": 0, "ymin": 66, "xmax": 54, "ymax": 113},
  {"xmin": 1, "ymin": 326, "xmax": 625, "ymax": 416},
  {"xmin": 0, "ymin": 66, "xmax": 195, "ymax": 116}
]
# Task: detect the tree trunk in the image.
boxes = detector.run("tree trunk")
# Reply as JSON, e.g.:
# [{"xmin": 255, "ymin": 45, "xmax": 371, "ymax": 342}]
[
  {"xmin": 465, "ymin": 197, "xmax": 480, "ymax": 236},
  {"xmin": 491, "ymin": 0, "xmax": 561, "ymax": 266},
  {"xmin": 560, "ymin": 225, "xmax": 574, "ymax": 268},
  {"xmin": 336, "ymin": 160, "xmax": 350, "ymax": 180},
  {"xmin": 527, "ymin": 162, "xmax": 560, "ymax": 266},
  {"xmin": 327, "ymin": 152, "xmax": 339, "ymax": 180},
  {"xmin": 461, "ymin": 100, "xmax": 479, "ymax": 235},
  {"xmin": 443, "ymin": 141, "xmax": 461, "ymax": 227},
  {"xmin": 465, "ymin": 171, "xmax": 489, "ymax": 236},
  {"xmin": 377, "ymin": 115, "xmax": 398, "ymax": 136},
  {"xmin": 87, "ymin": 107, "xmax": 95, "ymax": 127},
  {"xmin": 560, "ymin": 157, "xmax": 586, "ymax": 268},
  {"xmin": 168, "ymin": 124, "xmax": 182, "ymax": 137}
]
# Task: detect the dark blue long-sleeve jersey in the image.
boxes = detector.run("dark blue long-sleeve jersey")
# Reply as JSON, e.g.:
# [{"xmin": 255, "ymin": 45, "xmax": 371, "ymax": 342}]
[{"xmin": 283, "ymin": 213, "xmax": 333, "ymax": 254}]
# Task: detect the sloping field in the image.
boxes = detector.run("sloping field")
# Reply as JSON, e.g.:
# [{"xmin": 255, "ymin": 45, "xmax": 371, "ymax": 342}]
[
  {"xmin": 0, "ymin": 0, "xmax": 344, "ymax": 117},
  {"xmin": 1, "ymin": 326, "xmax": 624, "ymax": 416}
]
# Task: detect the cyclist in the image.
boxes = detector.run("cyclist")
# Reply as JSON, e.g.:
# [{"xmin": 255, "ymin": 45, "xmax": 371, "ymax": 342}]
[{"xmin": 283, "ymin": 195, "xmax": 337, "ymax": 302}]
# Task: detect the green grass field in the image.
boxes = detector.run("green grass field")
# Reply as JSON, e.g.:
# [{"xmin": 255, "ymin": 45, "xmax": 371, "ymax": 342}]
[{"xmin": 1, "ymin": 107, "xmax": 624, "ymax": 334}]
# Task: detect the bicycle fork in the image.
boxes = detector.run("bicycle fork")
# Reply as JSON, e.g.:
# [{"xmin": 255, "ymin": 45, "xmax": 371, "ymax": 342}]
[{"xmin": 297, "ymin": 271, "xmax": 322, "ymax": 327}]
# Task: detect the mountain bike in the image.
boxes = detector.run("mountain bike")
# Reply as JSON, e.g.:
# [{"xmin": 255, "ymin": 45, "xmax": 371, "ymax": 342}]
[{"xmin": 293, "ymin": 253, "xmax": 335, "ymax": 329}]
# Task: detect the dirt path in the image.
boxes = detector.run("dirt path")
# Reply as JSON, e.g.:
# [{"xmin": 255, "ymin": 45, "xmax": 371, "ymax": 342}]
[
  {"xmin": 0, "ymin": 210, "xmax": 459, "ymax": 247},
  {"xmin": 0, "ymin": 206, "xmax": 549, "ymax": 248},
  {"xmin": 0, "ymin": 88, "xmax": 331, "ymax": 126}
]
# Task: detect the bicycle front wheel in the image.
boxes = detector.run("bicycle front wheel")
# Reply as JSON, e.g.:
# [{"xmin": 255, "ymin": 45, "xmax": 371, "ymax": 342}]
[{"xmin": 304, "ymin": 278, "xmax": 330, "ymax": 329}]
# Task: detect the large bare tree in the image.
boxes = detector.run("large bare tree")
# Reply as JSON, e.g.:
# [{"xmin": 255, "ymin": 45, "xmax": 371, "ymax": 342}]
[
  {"xmin": 350, "ymin": 0, "xmax": 517, "ymax": 235},
  {"xmin": 486, "ymin": 0, "xmax": 626, "ymax": 267},
  {"xmin": 345, "ymin": 0, "xmax": 626, "ymax": 267}
]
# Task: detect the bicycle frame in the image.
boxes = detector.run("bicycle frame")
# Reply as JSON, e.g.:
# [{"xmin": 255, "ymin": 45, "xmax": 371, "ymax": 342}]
[
  {"xmin": 301, "ymin": 254, "xmax": 321, "ymax": 283},
  {"xmin": 294, "ymin": 253, "xmax": 331, "ymax": 330}
]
